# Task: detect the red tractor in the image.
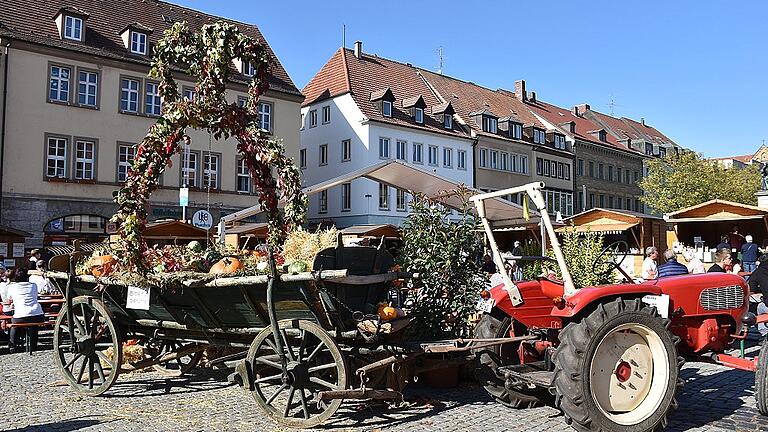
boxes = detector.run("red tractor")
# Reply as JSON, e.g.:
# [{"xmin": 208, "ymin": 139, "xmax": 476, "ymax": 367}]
[{"xmin": 471, "ymin": 183, "xmax": 766, "ymax": 432}]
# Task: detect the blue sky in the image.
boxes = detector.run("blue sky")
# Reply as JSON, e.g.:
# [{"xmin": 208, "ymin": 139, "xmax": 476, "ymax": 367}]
[{"xmin": 176, "ymin": 0, "xmax": 767, "ymax": 158}]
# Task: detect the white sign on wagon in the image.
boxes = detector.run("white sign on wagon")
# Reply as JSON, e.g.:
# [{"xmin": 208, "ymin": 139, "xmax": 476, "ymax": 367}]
[
  {"xmin": 126, "ymin": 286, "xmax": 151, "ymax": 310},
  {"xmin": 3, "ymin": 259, "xmax": 15, "ymax": 268},
  {"xmin": 0, "ymin": 243, "xmax": 7, "ymax": 258},
  {"xmin": 12, "ymin": 243, "xmax": 25, "ymax": 258}
]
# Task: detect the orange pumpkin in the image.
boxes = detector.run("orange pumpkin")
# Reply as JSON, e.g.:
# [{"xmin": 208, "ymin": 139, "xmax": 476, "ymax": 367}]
[
  {"xmin": 209, "ymin": 257, "xmax": 242, "ymax": 274},
  {"xmin": 90, "ymin": 255, "xmax": 116, "ymax": 277},
  {"xmin": 378, "ymin": 305, "xmax": 398, "ymax": 321}
]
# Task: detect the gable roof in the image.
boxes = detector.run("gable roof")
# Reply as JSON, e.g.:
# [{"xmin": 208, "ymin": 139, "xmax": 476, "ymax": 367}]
[
  {"xmin": 416, "ymin": 70, "xmax": 549, "ymax": 139},
  {"xmin": 302, "ymin": 48, "xmax": 471, "ymax": 138},
  {"xmin": 666, "ymin": 199, "xmax": 768, "ymax": 220},
  {"xmin": 587, "ymin": 109, "xmax": 677, "ymax": 147},
  {"xmin": 0, "ymin": 0, "xmax": 301, "ymax": 96}
]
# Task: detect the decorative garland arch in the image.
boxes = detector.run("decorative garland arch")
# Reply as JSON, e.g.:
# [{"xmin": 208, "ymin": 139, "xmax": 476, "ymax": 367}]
[{"xmin": 111, "ymin": 22, "xmax": 306, "ymax": 270}]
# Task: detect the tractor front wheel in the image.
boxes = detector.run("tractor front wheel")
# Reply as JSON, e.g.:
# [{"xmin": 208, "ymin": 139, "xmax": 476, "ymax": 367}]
[
  {"xmin": 756, "ymin": 340, "xmax": 768, "ymax": 415},
  {"xmin": 552, "ymin": 298, "xmax": 683, "ymax": 432}
]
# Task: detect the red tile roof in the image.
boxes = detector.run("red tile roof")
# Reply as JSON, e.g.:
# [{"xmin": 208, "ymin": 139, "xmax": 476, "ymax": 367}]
[
  {"xmin": 589, "ymin": 110, "xmax": 677, "ymax": 147},
  {"xmin": 302, "ymin": 48, "xmax": 471, "ymax": 138},
  {"xmin": 712, "ymin": 154, "xmax": 754, "ymax": 162},
  {"xmin": 0, "ymin": 0, "xmax": 300, "ymax": 96}
]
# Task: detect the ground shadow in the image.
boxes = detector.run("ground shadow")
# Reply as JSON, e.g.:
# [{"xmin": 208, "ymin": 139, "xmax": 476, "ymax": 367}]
[
  {"xmin": 6, "ymin": 416, "xmax": 114, "ymax": 431},
  {"xmin": 100, "ymin": 367, "xmax": 235, "ymax": 398}
]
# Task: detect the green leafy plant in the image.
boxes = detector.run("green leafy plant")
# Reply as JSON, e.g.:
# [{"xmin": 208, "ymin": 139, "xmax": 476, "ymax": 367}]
[
  {"xmin": 547, "ymin": 228, "xmax": 614, "ymax": 288},
  {"xmin": 518, "ymin": 240, "xmax": 543, "ymax": 280},
  {"xmin": 398, "ymin": 188, "xmax": 486, "ymax": 340},
  {"xmin": 111, "ymin": 21, "xmax": 306, "ymax": 271}
]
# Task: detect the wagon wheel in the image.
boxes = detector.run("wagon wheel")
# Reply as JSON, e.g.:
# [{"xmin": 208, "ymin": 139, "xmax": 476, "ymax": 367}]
[
  {"xmin": 145, "ymin": 340, "xmax": 204, "ymax": 377},
  {"xmin": 53, "ymin": 296, "xmax": 122, "ymax": 396},
  {"xmin": 247, "ymin": 319, "xmax": 348, "ymax": 429}
]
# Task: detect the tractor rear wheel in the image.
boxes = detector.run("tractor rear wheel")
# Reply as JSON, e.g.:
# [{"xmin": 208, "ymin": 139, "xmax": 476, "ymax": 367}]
[
  {"xmin": 552, "ymin": 298, "xmax": 683, "ymax": 432},
  {"xmin": 474, "ymin": 313, "xmax": 549, "ymax": 408},
  {"xmin": 756, "ymin": 341, "xmax": 768, "ymax": 415}
]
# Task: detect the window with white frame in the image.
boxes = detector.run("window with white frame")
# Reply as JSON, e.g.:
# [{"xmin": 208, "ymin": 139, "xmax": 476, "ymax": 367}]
[
  {"xmin": 259, "ymin": 102, "xmax": 272, "ymax": 132},
  {"xmin": 379, "ymin": 137, "xmax": 390, "ymax": 159},
  {"xmin": 444, "ymin": 114, "xmax": 453, "ymax": 129},
  {"xmin": 500, "ymin": 152, "xmax": 509, "ymax": 171},
  {"xmin": 145, "ymin": 82, "xmax": 161, "ymax": 115},
  {"xmin": 396, "ymin": 140, "xmax": 407, "ymax": 161},
  {"xmin": 120, "ymin": 78, "xmax": 139, "ymax": 112},
  {"xmin": 49, "ymin": 65, "xmax": 70, "ymax": 102},
  {"xmin": 490, "ymin": 150, "xmax": 498, "ymax": 169},
  {"xmin": 510, "ymin": 123, "xmax": 523, "ymax": 139},
  {"xmin": 443, "ymin": 148, "xmax": 453, "ymax": 168},
  {"xmin": 479, "ymin": 148, "xmax": 488, "ymax": 168},
  {"xmin": 299, "ymin": 149, "xmax": 307, "ymax": 169},
  {"xmin": 341, "ymin": 139, "xmax": 351, "ymax": 162},
  {"xmin": 309, "ymin": 110, "xmax": 317, "ymax": 128},
  {"xmin": 319, "ymin": 144, "xmax": 328, "ymax": 166},
  {"xmin": 319, "ymin": 190, "xmax": 328, "ymax": 213},
  {"xmin": 428, "ymin": 145, "xmax": 438, "ymax": 166},
  {"xmin": 322, "ymin": 105, "xmax": 331, "ymax": 124},
  {"xmin": 130, "ymin": 31, "xmax": 147, "ymax": 55},
  {"xmin": 64, "ymin": 16, "xmax": 83, "ymax": 41},
  {"xmin": 117, "ymin": 144, "xmax": 135, "ymax": 183},
  {"xmin": 74, "ymin": 140, "xmax": 95, "ymax": 180},
  {"xmin": 243, "ymin": 60, "xmax": 255, "ymax": 77},
  {"xmin": 482, "ymin": 116, "xmax": 498, "ymax": 133},
  {"xmin": 77, "ymin": 70, "xmax": 97, "ymax": 107},
  {"xmin": 382, "ymin": 100, "xmax": 392, "ymax": 117},
  {"xmin": 554, "ymin": 134, "xmax": 566, "ymax": 150},
  {"xmin": 414, "ymin": 107, "xmax": 424, "ymax": 124},
  {"xmin": 412, "ymin": 143, "xmax": 423, "ymax": 163},
  {"xmin": 183, "ymin": 87, "xmax": 197, "ymax": 102},
  {"xmin": 520, "ymin": 155, "xmax": 529, "ymax": 174},
  {"xmin": 533, "ymin": 128, "xmax": 546, "ymax": 144},
  {"xmin": 236, "ymin": 158, "xmax": 250, "ymax": 193},
  {"xmin": 46, "ymin": 137, "xmax": 67, "ymax": 178},
  {"xmin": 379, "ymin": 183, "xmax": 389, "ymax": 210},
  {"xmin": 396, "ymin": 189, "xmax": 407, "ymax": 211},
  {"xmin": 458, "ymin": 150, "xmax": 466, "ymax": 170},
  {"xmin": 341, "ymin": 183, "xmax": 351, "ymax": 210},
  {"xmin": 203, "ymin": 153, "xmax": 219, "ymax": 189},
  {"xmin": 181, "ymin": 151, "xmax": 198, "ymax": 187}
]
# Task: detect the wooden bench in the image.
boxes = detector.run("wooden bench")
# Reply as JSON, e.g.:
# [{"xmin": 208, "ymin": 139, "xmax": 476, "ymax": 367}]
[{"xmin": 7, "ymin": 321, "xmax": 49, "ymax": 354}]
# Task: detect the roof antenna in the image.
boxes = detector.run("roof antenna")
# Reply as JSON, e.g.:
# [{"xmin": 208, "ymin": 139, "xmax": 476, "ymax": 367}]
[
  {"xmin": 342, "ymin": 24, "xmax": 346, "ymax": 48},
  {"xmin": 607, "ymin": 94, "xmax": 619, "ymax": 116},
  {"xmin": 437, "ymin": 46, "xmax": 444, "ymax": 75}
]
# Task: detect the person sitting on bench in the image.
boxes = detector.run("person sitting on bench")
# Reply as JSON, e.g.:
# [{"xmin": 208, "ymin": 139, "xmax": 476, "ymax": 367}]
[{"xmin": 7, "ymin": 268, "xmax": 44, "ymax": 353}]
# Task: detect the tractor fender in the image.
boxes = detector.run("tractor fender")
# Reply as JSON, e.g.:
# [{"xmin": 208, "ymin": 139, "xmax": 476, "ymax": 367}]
[{"xmin": 550, "ymin": 282, "xmax": 663, "ymax": 318}]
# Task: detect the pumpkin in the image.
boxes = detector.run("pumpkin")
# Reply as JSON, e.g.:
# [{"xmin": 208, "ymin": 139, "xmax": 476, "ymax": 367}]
[
  {"xmin": 89, "ymin": 255, "xmax": 116, "ymax": 277},
  {"xmin": 378, "ymin": 305, "xmax": 398, "ymax": 321},
  {"xmin": 209, "ymin": 257, "xmax": 242, "ymax": 275}
]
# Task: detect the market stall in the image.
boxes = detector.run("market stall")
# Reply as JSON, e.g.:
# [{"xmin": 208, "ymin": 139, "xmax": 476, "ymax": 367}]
[
  {"xmin": 665, "ymin": 199, "xmax": 768, "ymax": 263},
  {"xmin": 558, "ymin": 208, "xmax": 667, "ymax": 276},
  {"xmin": 223, "ymin": 222, "xmax": 269, "ymax": 250},
  {"xmin": 109, "ymin": 219, "xmax": 212, "ymax": 248},
  {"xmin": 0, "ymin": 226, "xmax": 33, "ymax": 269}
]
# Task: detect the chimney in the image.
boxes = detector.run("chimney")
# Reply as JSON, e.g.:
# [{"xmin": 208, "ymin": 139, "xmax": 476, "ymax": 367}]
[
  {"xmin": 574, "ymin": 103, "xmax": 590, "ymax": 115},
  {"xmin": 641, "ymin": 117, "xmax": 646, "ymax": 126},
  {"xmin": 514, "ymin": 80, "xmax": 526, "ymax": 102},
  {"xmin": 353, "ymin": 40, "xmax": 362, "ymax": 59},
  {"xmin": 530, "ymin": 91, "xmax": 536, "ymax": 103}
]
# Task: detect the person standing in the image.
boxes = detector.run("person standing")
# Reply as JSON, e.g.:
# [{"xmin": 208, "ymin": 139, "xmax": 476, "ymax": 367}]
[
  {"xmin": 741, "ymin": 235, "xmax": 759, "ymax": 273},
  {"xmin": 715, "ymin": 236, "xmax": 730, "ymax": 252},
  {"xmin": 749, "ymin": 255, "xmax": 768, "ymax": 339},
  {"xmin": 7, "ymin": 268, "xmax": 44, "ymax": 353},
  {"xmin": 641, "ymin": 246, "xmax": 658, "ymax": 279},
  {"xmin": 657, "ymin": 250, "xmax": 689, "ymax": 278}
]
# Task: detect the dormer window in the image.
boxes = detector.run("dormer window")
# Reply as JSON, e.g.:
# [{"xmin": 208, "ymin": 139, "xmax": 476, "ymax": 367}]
[
  {"xmin": 243, "ymin": 60, "xmax": 256, "ymax": 77},
  {"xmin": 64, "ymin": 15, "xmax": 83, "ymax": 41},
  {"xmin": 444, "ymin": 114, "xmax": 453, "ymax": 129},
  {"xmin": 658, "ymin": 147, "xmax": 667, "ymax": 159},
  {"xmin": 553, "ymin": 134, "xmax": 566, "ymax": 150},
  {"xmin": 382, "ymin": 100, "xmax": 392, "ymax": 117},
  {"xmin": 533, "ymin": 128, "xmax": 546, "ymax": 144},
  {"xmin": 483, "ymin": 116, "xmax": 498, "ymax": 133},
  {"xmin": 414, "ymin": 107, "xmax": 424, "ymax": 124},
  {"xmin": 645, "ymin": 143, "xmax": 654, "ymax": 155},
  {"xmin": 433, "ymin": 102, "xmax": 456, "ymax": 130},
  {"xmin": 130, "ymin": 31, "xmax": 147, "ymax": 55},
  {"xmin": 370, "ymin": 88, "xmax": 396, "ymax": 118}
]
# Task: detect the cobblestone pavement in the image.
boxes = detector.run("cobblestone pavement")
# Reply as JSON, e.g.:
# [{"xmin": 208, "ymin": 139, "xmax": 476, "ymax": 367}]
[{"xmin": 2, "ymin": 333, "xmax": 768, "ymax": 432}]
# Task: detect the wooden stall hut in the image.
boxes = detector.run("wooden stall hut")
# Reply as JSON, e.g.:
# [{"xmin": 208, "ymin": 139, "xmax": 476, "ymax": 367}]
[
  {"xmin": 558, "ymin": 208, "xmax": 666, "ymax": 276},
  {"xmin": 109, "ymin": 219, "xmax": 212, "ymax": 248},
  {"xmin": 0, "ymin": 226, "xmax": 33, "ymax": 269},
  {"xmin": 665, "ymin": 199, "xmax": 768, "ymax": 264},
  {"xmin": 223, "ymin": 223, "xmax": 269, "ymax": 250}
]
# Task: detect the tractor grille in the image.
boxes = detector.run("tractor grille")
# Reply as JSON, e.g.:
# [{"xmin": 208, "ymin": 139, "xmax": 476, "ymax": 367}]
[{"xmin": 699, "ymin": 285, "xmax": 744, "ymax": 310}]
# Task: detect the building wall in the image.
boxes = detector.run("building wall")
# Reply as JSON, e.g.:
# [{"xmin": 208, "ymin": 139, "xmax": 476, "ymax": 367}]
[
  {"xmin": 573, "ymin": 140, "xmax": 645, "ymax": 213},
  {"xmin": 0, "ymin": 43, "xmax": 301, "ymax": 246},
  {"xmin": 475, "ymin": 135, "xmax": 532, "ymax": 192},
  {"xmin": 300, "ymin": 94, "xmax": 474, "ymax": 227}
]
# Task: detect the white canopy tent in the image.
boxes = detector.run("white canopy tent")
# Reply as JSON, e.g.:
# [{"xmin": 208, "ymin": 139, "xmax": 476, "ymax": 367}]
[{"xmin": 219, "ymin": 160, "xmax": 540, "ymax": 231}]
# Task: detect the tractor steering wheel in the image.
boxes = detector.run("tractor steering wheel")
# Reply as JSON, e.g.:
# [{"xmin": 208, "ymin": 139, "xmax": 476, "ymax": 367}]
[{"xmin": 591, "ymin": 241, "xmax": 630, "ymax": 277}]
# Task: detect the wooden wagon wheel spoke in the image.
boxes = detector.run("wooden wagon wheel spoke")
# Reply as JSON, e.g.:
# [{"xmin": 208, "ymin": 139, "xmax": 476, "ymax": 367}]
[
  {"xmin": 305, "ymin": 343, "xmax": 328, "ymax": 364},
  {"xmin": 254, "ymin": 357, "xmax": 283, "ymax": 370},
  {"xmin": 297, "ymin": 329, "xmax": 307, "ymax": 361},
  {"xmin": 309, "ymin": 376, "xmax": 338, "ymax": 390},
  {"xmin": 94, "ymin": 356, "xmax": 106, "ymax": 383},
  {"xmin": 253, "ymin": 373, "xmax": 283, "ymax": 384},
  {"xmin": 265, "ymin": 383, "xmax": 288, "ymax": 405},
  {"xmin": 299, "ymin": 389, "xmax": 310, "ymax": 420},
  {"xmin": 64, "ymin": 353, "xmax": 83, "ymax": 371},
  {"xmin": 76, "ymin": 357, "xmax": 88, "ymax": 384},
  {"xmin": 87, "ymin": 358, "xmax": 95, "ymax": 389},
  {"xmin": 307, "ymin": 363, "xmax": 337, "ymax": 374},
  {"xmin": 280, "ymin": 329, "xmax": 296, "ymax": 362},
  {"xmin": 284, "ymin": 387, "xmax": 296, "ymax": 418}
]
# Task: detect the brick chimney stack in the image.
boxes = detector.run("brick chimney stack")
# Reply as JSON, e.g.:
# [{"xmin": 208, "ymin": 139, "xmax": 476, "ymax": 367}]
[
  {"xmin": 573, "ymin": 104, "xmax": 590, "ymax": 116},
  {"xmin": 514, "ymin": 80, "xmax": 526, "ymax": 102}
]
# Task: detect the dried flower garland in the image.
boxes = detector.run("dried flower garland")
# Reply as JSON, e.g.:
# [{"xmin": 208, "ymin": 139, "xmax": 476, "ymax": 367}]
[{"xmin": 111, "ymin": 22, "xmax": 306, "ymax": 271}]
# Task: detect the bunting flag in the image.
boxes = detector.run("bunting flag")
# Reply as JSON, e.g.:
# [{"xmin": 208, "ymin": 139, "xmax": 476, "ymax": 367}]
[{"xmin": 523, "ymin": 195, "xmax": 530, "ymax": 221}]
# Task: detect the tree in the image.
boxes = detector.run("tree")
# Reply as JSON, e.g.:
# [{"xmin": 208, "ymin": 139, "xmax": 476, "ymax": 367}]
[{"xmin": 639, "ymin": 150, "xmax": 760, "ymax": 214}]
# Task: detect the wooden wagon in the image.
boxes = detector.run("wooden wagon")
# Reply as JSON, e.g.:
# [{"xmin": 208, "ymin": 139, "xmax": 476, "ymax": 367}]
[{"xmin": 49, "ymin": 243, "xmax": 523, "ymax": 428}]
